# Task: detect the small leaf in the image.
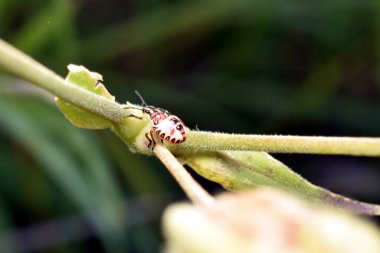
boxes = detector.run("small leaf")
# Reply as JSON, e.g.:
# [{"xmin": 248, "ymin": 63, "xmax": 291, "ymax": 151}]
[
  {"xmin": 55, "ymin": 64, "xmax": 115, "ymax": 129},
  {"xmin": 182, "ymin": 150, "xmax": 380, "ymax": 215}
]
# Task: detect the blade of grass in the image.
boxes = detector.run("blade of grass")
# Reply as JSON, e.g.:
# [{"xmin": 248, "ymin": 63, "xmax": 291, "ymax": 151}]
[{"xmin": 0, "ymin": 96, "xmax": 127, "ymax": 252}]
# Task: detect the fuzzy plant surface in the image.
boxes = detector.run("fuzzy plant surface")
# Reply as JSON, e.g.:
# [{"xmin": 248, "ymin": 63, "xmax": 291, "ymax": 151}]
[
  {"xmin": 163, "ymin": 189, "xmax": 380, "ymax": 253},
  {"xmin": 1, "ymin": 38, "xmax": 380, "ymax": 215}
]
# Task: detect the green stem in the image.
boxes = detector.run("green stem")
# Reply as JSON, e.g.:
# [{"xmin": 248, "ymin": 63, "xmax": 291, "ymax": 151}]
[
  {"xmin": 0, "ymin": 38, "xmax": 125, "ymax": 122},
  {"xmin": 179, "ymin": 131, "xmax": 380, "ymax": 157},
  {"xmin": 1, "ymin": 37, "xmax": 380, "ymax": 157}
]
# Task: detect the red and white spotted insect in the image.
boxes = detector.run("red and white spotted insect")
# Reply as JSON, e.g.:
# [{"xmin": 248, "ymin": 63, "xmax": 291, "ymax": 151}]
[{"xmin": 126, "ymin": 91, "xmax": 187, "ymax": 149}]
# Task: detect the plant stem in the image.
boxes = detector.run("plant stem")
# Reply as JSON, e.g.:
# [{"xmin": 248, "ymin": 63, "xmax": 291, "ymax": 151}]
[
  {"xmin": 0, "ymin": 38, "xmax": 125, "ymax": 122},
  {"xmin": 1, "ymin": 38, "xmax": 380, "ymax": 157},
  {"xmin": 180, "ymin": 131, "xmax": 380, "ymax": 157},
  {"xmin": 154, "ymin": 141, "xmax": 215, "ymax": 208}
]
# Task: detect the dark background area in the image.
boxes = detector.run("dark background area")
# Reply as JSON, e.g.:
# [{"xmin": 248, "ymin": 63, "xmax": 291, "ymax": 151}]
[{"xmin": 0, "ymin": 0, "xmax": 380, "ymax": 252}]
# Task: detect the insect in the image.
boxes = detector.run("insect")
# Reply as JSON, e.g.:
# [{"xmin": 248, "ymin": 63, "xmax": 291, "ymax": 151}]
[{"xmin": 126, "ymin": 91, "xmax": 187, "ymax": 149}]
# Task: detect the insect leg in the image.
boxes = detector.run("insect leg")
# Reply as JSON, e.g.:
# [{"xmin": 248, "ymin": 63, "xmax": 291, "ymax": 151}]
[
  {"xmin": 145, "ymin": 130, "xmax": 156, "ymax": 150},
  {"xmin": 127, "ymin": 114, "xmax": 143, "ymax": 120},
  {"xmin": 145, "ymin": 132, "xmax": 152, "ymax": 148},
  {"xmin": 150, "ymin": 130, "xmax": 157, "ymax": 149},
  {"xmin": 124, "ymin": 105, "xmax": 144, "ymax": 120},
  {"xmin": 151, "ymin": 130, "xmax": 157, "ymax": 149}
]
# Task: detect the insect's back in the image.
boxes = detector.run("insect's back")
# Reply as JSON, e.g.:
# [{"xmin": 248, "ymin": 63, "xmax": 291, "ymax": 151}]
[
  {"xmin": 130, "ymin": 91, "xmax": 188, "ymax": 148},
  {"xmin": 153, "ymin": 115, "xmax": 187, "ymax": 143}
]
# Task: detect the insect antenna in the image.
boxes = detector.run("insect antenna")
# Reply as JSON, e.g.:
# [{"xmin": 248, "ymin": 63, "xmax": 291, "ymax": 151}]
[{"xmin": 135, "ymin": 90, "xmax": 149, "ymax": 106}]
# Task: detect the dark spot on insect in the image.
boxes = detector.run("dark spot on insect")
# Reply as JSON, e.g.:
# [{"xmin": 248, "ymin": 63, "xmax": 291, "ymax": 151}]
[
  {"xmin": 171, "ymin": 118, "xmax": 179, "ymax": 123},
  {"xmin": 160, "ymin": 133, "xmax": 165, "ymax": 138},
  {"xmin": 165, "ymin": 136, "xmax": 170, "ymax": 141},
  {"xmin": 176, "ymin": 124, "xmax": 183, "ymax": 130},
  {"xmin": 143, "ymin": 108, "xmax": 153, "ymax": 115},
  {"xmin": 183, "ymin": 136, "xmax": 186, "ymax": 141},
  {"xmin": 156, "ymin": 130, "xmax": 161, "ymax": 134},
  {"xmin": 170, "ymin": 138, "xmax": 176, "ymax": 143},
  {"xmin": 153, "ymin": 126, "xmax": 157, "ymax": 130},
  {"xmin": 176, "ymin": 140, "xmax": 180, "ymax": 143}
]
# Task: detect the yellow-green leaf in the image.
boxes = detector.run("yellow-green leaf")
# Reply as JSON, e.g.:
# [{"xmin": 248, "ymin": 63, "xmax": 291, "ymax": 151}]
[
  {"xmin": 55, "ymin": 64, "xmax": 115, "ymax": 129},
  {"xmin": 182, "ymin": 150, "xmax": 380, "ymax": 215}
]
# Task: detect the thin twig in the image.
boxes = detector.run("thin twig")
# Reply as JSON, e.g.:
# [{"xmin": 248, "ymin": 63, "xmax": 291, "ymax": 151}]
[{"xmin": 153, "ymin": 141, "xmax": 215, "ymax": 208}]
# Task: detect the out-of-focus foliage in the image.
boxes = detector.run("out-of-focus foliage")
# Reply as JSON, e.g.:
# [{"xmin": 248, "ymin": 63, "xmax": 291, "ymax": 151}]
[
  {"xmin": 163, "ymin": 189, "xmax": 380, "ymax": 253},
  {"xmin": 1, "ymin": 0, "xmax": 380, "ymax": 252}
]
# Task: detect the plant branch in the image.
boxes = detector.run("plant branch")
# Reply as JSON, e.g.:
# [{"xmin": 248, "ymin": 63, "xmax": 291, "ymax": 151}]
[
  {"xmin": 179, "ymin": 131, "xmax": 380, "ymax": 157},
  {"xmin": 154, "ymin": 140, "xmax": 215, "ymax": 208},
  {"xmin": 0, "ymin": 39, "xmax": 125, "ymax": 122},
  {"xmin": 1, "ymin": 37, "xmax": 380, "ymax": 157}
]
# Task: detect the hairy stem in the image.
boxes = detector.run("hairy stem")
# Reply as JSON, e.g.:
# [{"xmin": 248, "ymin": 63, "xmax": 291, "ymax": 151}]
[
  {"xmin": 1, "ymin": 37, "xmax": 380, "ymax": 157},
  {"xmin": 0, "ymin": 39, "xmax": 125, "ymax": 122},
  {"xmin": 179, "ymin": 131, "xmax": 380, "ymax": 157},
  {"xmin": 154, "ymin": 141, "xmax": 215, "ymax": 208}
]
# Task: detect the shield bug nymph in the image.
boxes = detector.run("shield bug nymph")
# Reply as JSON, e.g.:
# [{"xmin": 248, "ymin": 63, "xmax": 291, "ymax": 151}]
[{"xmin": 125, "ymin": 91, "xmax": 187, "ymax": 149}]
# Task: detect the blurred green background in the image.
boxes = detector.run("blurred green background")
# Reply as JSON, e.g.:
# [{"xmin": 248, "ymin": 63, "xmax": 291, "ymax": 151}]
[{"xmin": 1, "ymin": 0, "xmax": 380, "ymax": 252}]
